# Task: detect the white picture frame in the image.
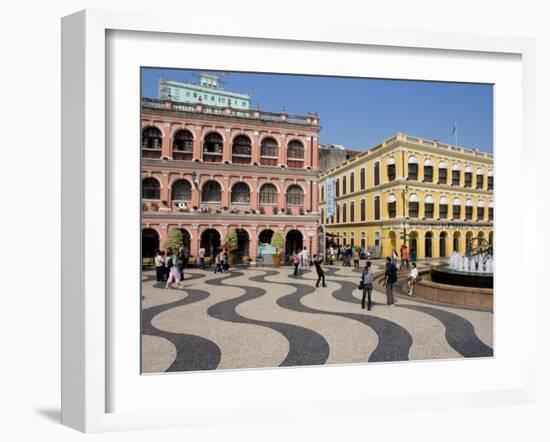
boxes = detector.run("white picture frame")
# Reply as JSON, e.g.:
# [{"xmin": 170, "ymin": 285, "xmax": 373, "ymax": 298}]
[{"xmin": 61, "ymin": 9, "xmax": 537, "ymax": 433}]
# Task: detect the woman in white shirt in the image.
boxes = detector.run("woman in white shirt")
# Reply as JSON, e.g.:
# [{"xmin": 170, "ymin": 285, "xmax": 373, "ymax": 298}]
[{"xmin": 408, "ymin": 262, "xmax": 419, "ymax": 296}]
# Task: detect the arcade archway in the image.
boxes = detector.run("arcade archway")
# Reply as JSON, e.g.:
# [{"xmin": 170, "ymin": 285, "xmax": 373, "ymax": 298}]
[
  {"xmin": 285, "ymin": 230, "xmax": 303, "ymax": 256},
  {"xmin": 142, "ymin": 228, "xmax": 159, "ymax": 258},
  {"xmin": 200, "ymin": 229, "xmax": 221, "ymax": 257}
]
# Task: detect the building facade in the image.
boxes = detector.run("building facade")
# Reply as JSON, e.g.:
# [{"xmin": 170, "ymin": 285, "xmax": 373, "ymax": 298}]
[
  {"xmin": 318, "ymin": 133, "xmax": 494, "ymax": 260},
  {"xmin": 141, "ymin": 97, "xmax": 321, "ymax": 263},
  {"xmin": 159, "ymin": 74, "xmax": 250, "ymax": 110}
]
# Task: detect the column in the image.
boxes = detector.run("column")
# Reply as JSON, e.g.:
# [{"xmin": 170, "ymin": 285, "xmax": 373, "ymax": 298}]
[
  {"xmin": 249, "ymin": 227, "xmax": 258, "ymax": 263},
  {"xmin": 311, "ymin": 136, "xmax": 319, "ymax": 170},
  {"xmin": 250, "ymin": 178, "xmax": 259, "ymax": 211},
  {"xmin": 304, "ymin": 181, "xmax": 311, "ymax": 212},
  {"xmin": 278, "ymin": 179, "xmax": 286, "ymax": 211},
  {"xmin": 193, "ymin": 125, "xmax": 203, "ymax": 161},
  {"xmin": 251, "ymin": 131, "xmax": 261, "ymax": 165},
  {"xmin": 161, "ymin": 123, "xmax": 172, "ymax": 159},
  {"xmin": 222, "ymin": 177, "xmax": 231, "ymax": 208},
  {"xmin": 311, "ymin": 181, "xmax": 319, "ymax": 214},
  {"xmin": 304, "ymin": 137, "xmax": 312, "ymax": 168},
  {"xmin": 191, "ymin": 174, "xmax": 200, "ymax": 208},
  {"xmin": 278, "ymin": 134, "xmax": 287, "ymax": 167},
  {"xmin": 160, "ymin": 173, "xmax": 170, "ymax": 204},
  {"xmin": 223, "ymin": 128, "xmax": 232, "ymax": 163},
  {"xmin": 433, "ymin": 229, "xmax": 440, "ymax": 258},
  {"xmin": 191, "ymin": 225, "xmax": 200, "ymax": 258}
]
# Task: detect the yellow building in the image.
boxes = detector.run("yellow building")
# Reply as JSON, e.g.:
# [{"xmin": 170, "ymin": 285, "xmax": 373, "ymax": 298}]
[{"xmin": 318, "ymin": 133, "xmax": 494, "ymax": 260}]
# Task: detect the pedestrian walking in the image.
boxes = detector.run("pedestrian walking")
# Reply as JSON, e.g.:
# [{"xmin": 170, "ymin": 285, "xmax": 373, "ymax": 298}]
[
  {"xmin": 291, "ymin": 250, "xmax": 300, "ymax": 277},
  {"xmin": 300, "ymin": 246, "xmax": 310, "ymax": 267},
  {"xmin": 165, "ymin": 251, "xmax": 182, "ymax": 289},
  {"xmin": 407, "ymin": 262, "xmax": 419, "ymax": 296},
  {"xmin": 177, "ymin": 247, "xmax": 186, "ymax": 280},
  {"xmin": 361, "ymin": 261, "xmax": 374, "ymax": 310},
  {"xmin": 353, "ymin": 248, "xmax": 360, "ymax": 270},
  {"xmin": 400, "ymin": 244, "xmax": 410, "ymax": 269},
  {"xmin": 383, "ymin": 256, "xmax": 397, "ymax": 307},
  {"xmin": 391, "ymin": 248, "xmax": 398, "ymax": 267},
  {"xmin": 214, "ymin": 250, "xmax": 223, "ymax": 273},
  {"xmin": 198, "ymin": 246, "xmax": 206, "ymax": 270},
  {"xmin": 154, "ymin": 249, "xmax": 165, "ymax": 282},
  {"xmin": 313, "ymin": 254, "xmax": 326, "ymax": 287},
  {"xmin": 411, "ymin": 247, "xmax": 417, "ymax": 264}
]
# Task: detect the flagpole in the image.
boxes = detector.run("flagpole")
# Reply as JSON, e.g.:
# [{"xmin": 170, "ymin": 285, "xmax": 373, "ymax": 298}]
[{"xmin": 454, "ymin": 121, "xmax": 458, "ymax": 147}]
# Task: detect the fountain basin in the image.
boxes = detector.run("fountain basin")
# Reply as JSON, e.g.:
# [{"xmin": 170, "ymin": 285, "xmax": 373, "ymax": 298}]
[{"xmin": 431, "ymin": 264, "xmax": 493, "ymax": 289}]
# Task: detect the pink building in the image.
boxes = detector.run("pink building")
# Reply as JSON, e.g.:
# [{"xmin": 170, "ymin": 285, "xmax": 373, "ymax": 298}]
[{"xmin": 141, "ymin": 98, "xmax": 321, "ymax": 264}]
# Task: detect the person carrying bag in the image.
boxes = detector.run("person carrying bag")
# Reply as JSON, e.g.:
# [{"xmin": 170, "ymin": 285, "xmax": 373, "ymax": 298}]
[{"xmin": 360, "ymin": 261, "xmax": 374, "ymax": 310}]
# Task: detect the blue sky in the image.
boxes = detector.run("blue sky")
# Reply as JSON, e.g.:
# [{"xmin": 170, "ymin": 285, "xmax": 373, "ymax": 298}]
[{"xmin": 141, "ymin": 68, "xmax": 493, "ymax": 153}]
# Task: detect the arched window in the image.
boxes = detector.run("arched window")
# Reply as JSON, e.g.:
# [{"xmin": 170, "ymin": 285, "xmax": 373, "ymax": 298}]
[
  {"xmin": 360, "ymin": 167, "xmax": 366, "ymax": 190},
  {"xmin": 424, "ymin": 195, "xmax": 434, "ymax": 218},
  {"xmin": 489, "ymin": 201, "xmax": 494, "ymax": 221},
  {"xmin": 173, "ymin": 129, "xmax": 193, "ymax": 161},
  {"xmin": 203, "ymin": 132, "xmax": 223, "ymax": 162},
  {"xmin": 488, "ymin": 170, "xmax": 494, "ymax": 190},
  {"xmin": 452, "ymin": 163, "xmax": 461, "ymax": 186},
  {"xmin": 201, "ymin": 180, "xmax": 222, "ymax": 202},
  {"xmin": 387, "ymin": 157, "xmax": 396, "ymax": 181},
  {"xmin": 260, "ymin": 137, "xmax": 278, "ymax": 166},
  {"xmin": 465, "ymin": 198, "xmax": 473, "ymax": 219},
  {"xmin": 387, "ymin": 193, "xmax": 397, "ymax": 218},
  {"xmin": 361, "ymin": 199, "xmax": 366, "ymax": 221},
  {"xmin": 464, "ymin": 166, "xmax": 473, "ymax": 187},
  {"xmin": 439, "ymin": 196, "xmax": 448, "ymax": 219},
  {"xmin": 408, "ymin": 193, "xmax": 419, "ymax": 218},
  {"xmin": 287, "ymin": 140, "xmax": 304, "ymax": 168},
  {"xmin": 336, "ymin": 204, "xmax": 340, "ymax": 223},
  {"xmin": 350, "ymin": 201, "xmax": 355, "ymax": 222},
  {"xmin": 350, "ymin": 172, "xmax": 355, "ymax": 193},
  {"xmin": 423, "ymin": 159, "xmax": 433, "ymax": 182},
  {"xmin": 142, "ymin": 177, "xmax": 160, "ymax": 200},
  {"xmin": 231, "ymin": 182, "xmax": 250, "ymax": 203},
  {"xmin": 477, "ymin": 200, "xmax": 485, "ymax": 220},
  {"xmin": 453, "ymin": 197, "xmax": 461, "ymax": 219},
  {"xmin": 476, "ymin": 167, "xmax": 484, "ymax": 189},
  {"xmin": 141, "ymin": 127, "xmax": 162, "ymax": 159},
  {"xmin": 408, "ymin": 156, "xmax": 418, "ymax": 180},
  {"xmin": 374, "ymin": 161, "xmax": 381, "ymax": 185},
  {"xmin": 259, "ymin": 183, "xmax": 278, "ymax": 205},
  {"xmin": 342, "ymin": 203, "xmax": 347, "ymax": 223},
  {"xmin": 438, "ymin": 161, "xmax": 448, "ymax": 184},
  {"xmin": 171, "ymin": 179, "xmax": 192, "ymax": 201},
  {"xmin": 374, "ymin": 196, "xmax": 380, "ymax": 220},
  {"xmin": 286, "ymin": 185, "xmax": 304, "ymax": 205},
  {"xmin": 232, "ymin": 135, "xmax": 252, "ymax": 164}
]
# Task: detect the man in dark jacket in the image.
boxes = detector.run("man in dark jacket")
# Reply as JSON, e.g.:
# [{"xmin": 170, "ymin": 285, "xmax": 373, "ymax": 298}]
[
  {"xmin": 383, "ymin": 256, "xmax": 397, "ymax": 307},
  {"xmin": 313, "ymin": 255, "xmax": 327, "ymax": 288}
]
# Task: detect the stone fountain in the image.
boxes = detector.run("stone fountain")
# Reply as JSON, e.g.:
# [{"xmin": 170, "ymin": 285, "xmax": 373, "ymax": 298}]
[{"xmin": 430, "ymin": 237, "xmax": 493, "ymax": 289}]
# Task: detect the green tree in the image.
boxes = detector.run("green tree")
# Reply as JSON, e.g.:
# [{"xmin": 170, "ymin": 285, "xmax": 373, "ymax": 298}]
[
  {"xmin": 164, "ymin": 229, "xmax": 183, "ymax": 251},
  {"xmin": 270, "ymin": 232, "xmax": 284, "ymax": 252},
  {"xmin": 224, "ymin": 229, "xmax": 239, "ymax": 264},
  {"xmin": 224, "ymin": 229, "xmax": 239, "ymax": 251}
]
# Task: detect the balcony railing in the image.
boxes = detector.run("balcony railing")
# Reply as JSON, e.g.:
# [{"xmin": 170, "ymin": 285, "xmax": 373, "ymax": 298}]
[{"xmin": 142, "ymin": 97, "xmax": 319, "ymax": 126}]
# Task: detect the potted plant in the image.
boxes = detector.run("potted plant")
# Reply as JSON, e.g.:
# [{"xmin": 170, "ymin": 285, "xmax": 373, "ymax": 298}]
[{"xmin": 270, "ymin": 232, "xmax": 284, "ymax": 267}]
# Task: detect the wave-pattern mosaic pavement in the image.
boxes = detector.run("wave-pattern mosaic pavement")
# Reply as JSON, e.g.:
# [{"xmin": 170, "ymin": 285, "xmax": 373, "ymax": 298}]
[{"xmin": 141, "ymin": 261, "xmax": 493, "ymax": 373}]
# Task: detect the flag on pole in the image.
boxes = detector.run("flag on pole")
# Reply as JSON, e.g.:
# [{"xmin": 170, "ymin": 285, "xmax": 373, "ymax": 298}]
[{"xmin": 451, "ymin": 121, "xmax": 457, "ymax": 136}]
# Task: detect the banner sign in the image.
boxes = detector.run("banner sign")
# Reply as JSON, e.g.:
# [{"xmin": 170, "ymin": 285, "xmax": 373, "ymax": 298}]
[{"xmin": 326, "ymin": 177, "xmax": 334, "ymax": 218}]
